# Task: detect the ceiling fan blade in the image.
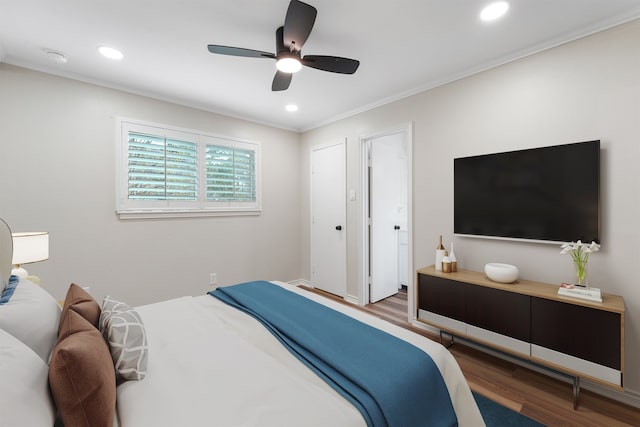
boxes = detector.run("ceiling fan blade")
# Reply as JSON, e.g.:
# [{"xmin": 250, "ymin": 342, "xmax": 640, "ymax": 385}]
[
  {"xmin": 301, "ymin": 55, "xmax": 360, "ymax": 74},
  {"xmin": 283, "ymin": 0, "xmax": 317, "ymax": 51},
  {"xmin": 275, "ymin": 26, "xmax": 286, "ymax": 54},
  {"xmin": 207, "ymin": 45, "xmax": 275, "ymax": 59},
  {"xmin": 272, "ymin": 71, "xmax": 293, "ymax": 91}
]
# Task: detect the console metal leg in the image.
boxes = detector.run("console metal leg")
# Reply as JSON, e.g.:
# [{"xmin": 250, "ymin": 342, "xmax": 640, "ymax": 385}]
[
  {"xmin": 573, "ymin": 376, "xmax": 581, "ymax": 409},
  {"xmin": 439, "ymin": 330, "xmax": 454, "ymax": 348}
]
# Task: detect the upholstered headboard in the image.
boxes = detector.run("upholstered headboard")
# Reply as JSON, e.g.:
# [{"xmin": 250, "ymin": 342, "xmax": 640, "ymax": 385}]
[{"xmin": 0, "ymin": 218, "xmax": 12, "ymax": 288}]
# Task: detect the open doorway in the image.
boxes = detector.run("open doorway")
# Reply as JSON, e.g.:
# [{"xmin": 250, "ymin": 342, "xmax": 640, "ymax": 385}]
[{"xmin": 360, "ymin": 124, "xmax": 413, "ymax": 320}]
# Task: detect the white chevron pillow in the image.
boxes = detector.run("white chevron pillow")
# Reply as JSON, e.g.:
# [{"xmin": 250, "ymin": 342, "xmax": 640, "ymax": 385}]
[{"xmin": 99, "ymin": 296, "xmax": 148, "ymax": 381}]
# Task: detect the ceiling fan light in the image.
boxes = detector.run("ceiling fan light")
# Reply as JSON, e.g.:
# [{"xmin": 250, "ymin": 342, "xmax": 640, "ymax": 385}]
[{"xmin": 276, "ymin": 57, "xmax": 302, "ymax": 73}]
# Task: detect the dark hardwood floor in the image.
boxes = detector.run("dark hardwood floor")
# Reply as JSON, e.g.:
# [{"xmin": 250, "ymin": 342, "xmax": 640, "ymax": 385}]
[{"xmin": 300, "ymin": 286, "xmax": 640, "ymax": 427}]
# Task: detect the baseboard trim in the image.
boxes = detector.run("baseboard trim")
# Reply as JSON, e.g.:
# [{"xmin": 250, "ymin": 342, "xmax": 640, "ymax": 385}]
[
  {"xmin": 287, "ymin": 279, "xmax": 312, "ymax": 287},
  {"xmin": 291, "ymin": 279, "xmax": 361, "ymax": 306},
  {"xmin": 344, "ymin": 294, "xmax": 359, "ymax": 305}
]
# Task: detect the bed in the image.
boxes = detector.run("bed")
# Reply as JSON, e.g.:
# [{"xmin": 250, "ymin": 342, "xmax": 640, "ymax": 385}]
[
  {"xmin": 1, "ymin": 276, "xmax": 484, "ymax": 427},
  {"xmin": 0, "ymin": 216, "xmax": 483, "ymax": 427}
]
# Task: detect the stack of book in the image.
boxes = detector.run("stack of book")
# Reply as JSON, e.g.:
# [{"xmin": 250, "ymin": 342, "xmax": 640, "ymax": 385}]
[{"xmin": 557, "ymin": 283, "xmax": 602, "ymax": 303}]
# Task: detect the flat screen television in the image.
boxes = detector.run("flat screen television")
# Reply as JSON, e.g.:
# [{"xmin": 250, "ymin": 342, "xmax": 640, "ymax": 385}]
[{"xmin": 454, "ymin": 140, "xmax": 600, "ymax": 244}]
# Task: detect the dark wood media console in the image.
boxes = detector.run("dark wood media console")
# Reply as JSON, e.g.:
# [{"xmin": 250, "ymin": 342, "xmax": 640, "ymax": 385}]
[{"xmin": 416, "ymin": 266, "xmax": 625, "ymax": 407}]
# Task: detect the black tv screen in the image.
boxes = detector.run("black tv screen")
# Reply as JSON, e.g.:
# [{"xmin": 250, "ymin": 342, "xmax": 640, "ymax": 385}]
[{"xmin": 454, "ymin": 140, "xmax": 600, "ymax": 243}]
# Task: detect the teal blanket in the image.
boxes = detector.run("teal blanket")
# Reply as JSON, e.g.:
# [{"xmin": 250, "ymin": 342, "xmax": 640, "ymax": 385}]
[{"xmin": 209, "ymin": 281, "xmax": 457, "ymax": 427}]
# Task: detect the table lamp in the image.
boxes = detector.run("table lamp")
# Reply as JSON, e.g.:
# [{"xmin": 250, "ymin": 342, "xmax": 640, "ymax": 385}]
[{"xmin": 11, "ymin": 232, "xmax": 49, "ymax": 279}]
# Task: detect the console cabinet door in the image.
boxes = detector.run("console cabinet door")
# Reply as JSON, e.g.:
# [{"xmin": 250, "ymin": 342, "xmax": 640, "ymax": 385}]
[
  {"xmin": 418, "ymin": 274, "xmax": 467, "ymax": 322},
  {"xmin": 531, "ymin": 298, "xmax": 621, "ymax": 370},
  {"xmin": 466, "ymin": 285, "xmax": 531, "ymax": 342}
]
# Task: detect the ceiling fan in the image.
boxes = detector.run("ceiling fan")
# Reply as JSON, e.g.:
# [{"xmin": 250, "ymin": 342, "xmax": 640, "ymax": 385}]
[{"xmin": 207, "ymin": 0, "xmax": 360, "ymax": 91}]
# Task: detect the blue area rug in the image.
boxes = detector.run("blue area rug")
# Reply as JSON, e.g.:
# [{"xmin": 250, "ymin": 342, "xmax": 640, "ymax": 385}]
[{"xmin": 474, "ymin": 392, "xmax": 546, "ymax": 427}]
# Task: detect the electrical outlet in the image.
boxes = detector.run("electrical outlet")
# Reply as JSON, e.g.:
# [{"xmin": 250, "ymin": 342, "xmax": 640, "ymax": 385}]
[{"xmin": 209, "ymin": 273, "xmax": 217, "ymax": 286}]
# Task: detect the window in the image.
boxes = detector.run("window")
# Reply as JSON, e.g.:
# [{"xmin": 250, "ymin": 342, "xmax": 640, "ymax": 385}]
[{"xmin": 117, "ymin": 119, "xmax": 260, "ymax": 218}]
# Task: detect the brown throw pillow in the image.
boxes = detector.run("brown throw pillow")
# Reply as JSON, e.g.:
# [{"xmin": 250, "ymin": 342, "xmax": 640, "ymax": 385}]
[
  {"xmin": 59, "ymin": 283, "xmax": 100, "ymax": 333},
  {"xmin": 58, "ymin": 301, "xmax": 96, "ymax": 342},
  {"xmin": 49, "ymin": 310, "xmax": 116, "ymax": 427}
]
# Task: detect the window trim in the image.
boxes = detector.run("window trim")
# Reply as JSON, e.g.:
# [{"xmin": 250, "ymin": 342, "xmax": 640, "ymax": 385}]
[{"xmin": 116, "ymin": 118, "xmax": 261, "ymax": 219}]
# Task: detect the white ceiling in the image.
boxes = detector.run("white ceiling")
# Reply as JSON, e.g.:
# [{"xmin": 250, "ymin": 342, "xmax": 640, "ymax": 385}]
[{"xmin": 2, "ymin": 0, "xmax": 640, "ymax": 132}]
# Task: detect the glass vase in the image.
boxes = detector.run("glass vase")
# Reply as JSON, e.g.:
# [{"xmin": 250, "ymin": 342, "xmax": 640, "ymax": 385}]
[{"xmin": 574, "ymin": 260, "xmax": 588, "ymax": 287}]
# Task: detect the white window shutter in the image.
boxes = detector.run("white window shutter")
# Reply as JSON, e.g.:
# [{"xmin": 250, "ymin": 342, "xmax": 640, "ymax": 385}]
[
  {"xmin": 117, "ymin": 119, "xmax": 261, "ymax": 218},
  {"xmin": 128, "ymin": 133, "xmax": 198, "ymax": 201},
  {"xmin": 206, "ymin": 145, "xmax": 256, "ymax": 202}
]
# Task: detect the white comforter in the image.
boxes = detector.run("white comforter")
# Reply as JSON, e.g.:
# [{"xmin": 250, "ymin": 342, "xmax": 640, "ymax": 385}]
[{"xmin": 117, "ymin": 282, "xmax": 484, "ymax": 427}]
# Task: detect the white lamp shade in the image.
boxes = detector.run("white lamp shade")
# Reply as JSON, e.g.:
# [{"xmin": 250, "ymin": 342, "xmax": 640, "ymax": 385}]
[{"xmin": 11, "ymin": 232, "xmax": 49, "ymax": 265}]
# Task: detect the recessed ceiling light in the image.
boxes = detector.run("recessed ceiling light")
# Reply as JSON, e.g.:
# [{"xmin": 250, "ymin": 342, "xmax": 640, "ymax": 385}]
[
  {"xmin": 285, "ymin": 104, "xmax": 298, "ymax": 112},
  {"xmin": 480, "ymin": 1, "xmax": 509, "ymax": 21},
  {"xmin": 98, "ymin": 46, "xmax": 123, "ymax": 60},
  {"xmin": 44, "ymin": 49, "xmax": 68, "ymax": 64}
]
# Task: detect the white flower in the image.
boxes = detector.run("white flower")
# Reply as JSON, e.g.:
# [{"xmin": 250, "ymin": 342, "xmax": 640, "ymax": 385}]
[
  {"xmin": 560, "ymin": 240, "xmax": 600, "ymax": 285},
  {"xmin": 587, "ymin": 241, "xmax": 601, "ymax": 253},
  {"xmin": 560, "ymin": 243, "xmax": 572, "ymax": 254}
]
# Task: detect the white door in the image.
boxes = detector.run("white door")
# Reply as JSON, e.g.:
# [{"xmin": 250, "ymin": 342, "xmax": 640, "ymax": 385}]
[
  {"xmin": 311, "ymin": 142, "xmax": 347, "ymax": 297},
  {"xmin": 369, "ymin": 133, "xmax": 408, "ymax": 302}
]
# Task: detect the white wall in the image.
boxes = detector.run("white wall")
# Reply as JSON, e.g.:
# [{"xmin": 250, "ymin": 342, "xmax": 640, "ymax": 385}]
[
  {"xmin": 301, "ymin": 20, "xmax": 640, "ymax": 402},
  {"xmin": 0, "ymin": 64, "xmax": 302, "ymax": 306}
]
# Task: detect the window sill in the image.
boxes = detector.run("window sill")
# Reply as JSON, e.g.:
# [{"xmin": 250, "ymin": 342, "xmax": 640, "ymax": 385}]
[{"xmin": 116, "ymin": 208, "xmax": 261, "ymax": 220}]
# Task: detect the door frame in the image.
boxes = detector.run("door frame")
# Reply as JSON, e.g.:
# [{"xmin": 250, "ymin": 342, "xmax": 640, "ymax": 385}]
[
  {"xmin": 359, "ymin": 123, "xmax": 413, "ymax": 321},
  {"xmin": 310, "ymin": 139, "xmax": 347, "ymax": 297}
]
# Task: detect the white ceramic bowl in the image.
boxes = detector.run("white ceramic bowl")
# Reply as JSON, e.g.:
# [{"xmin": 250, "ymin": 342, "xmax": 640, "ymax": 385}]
[{"xmin": 484, "ymin": 263, "xmax": 519, "ymax": 284}]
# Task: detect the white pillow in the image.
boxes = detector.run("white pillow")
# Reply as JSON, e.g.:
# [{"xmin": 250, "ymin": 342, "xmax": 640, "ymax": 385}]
[
  {"xmin": 0, "ymin": 328, "xmax": 56, "ymax": 426},
  {"xmin": 0, "ymin": 277, "xmax": 61, "ymax": 362},
  {"xmin": 100, "ymin": 296, "xmax": 149, "ymax": 381}
]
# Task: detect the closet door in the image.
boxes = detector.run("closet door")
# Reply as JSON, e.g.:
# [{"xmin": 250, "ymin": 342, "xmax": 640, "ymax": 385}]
[{"xmin": 310, "ymin": 141, "xmax": 346, "ymax": 297}]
